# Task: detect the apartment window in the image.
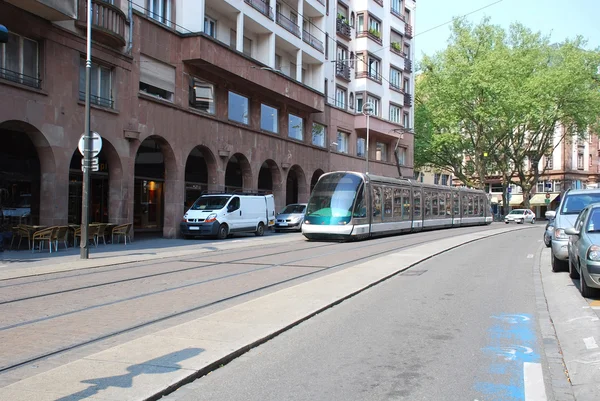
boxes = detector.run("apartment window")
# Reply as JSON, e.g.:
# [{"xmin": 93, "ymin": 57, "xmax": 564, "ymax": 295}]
[
  {"xmin": 275, "ymin": 54, "xmax": 282, "ymax": 70},
  {"xmin": 312, "ymin": 123, "xmax": 326, "ymax": 147},
  {"xmin": 403, "ymin": 112, "xmax": 410, "ymax": 128},
  {"xmin": 397, "ymin": 147, "xmax": 406, "ymax": 165},
  {"xmin": 403, "ymin": 78, "xmax": 410, "ymax": 93},
  {"xmin": 0, "ymin": 33, "xmax": 39, "ymax": 88},
  {"xmin": 357, "ymin": 14, "xmax": 364, "ymax": 32},
  {"xmin": 149, "ymin": 0, "xmax": 171, "ymax": 25},
  {"xmin": 577, "ymin": 152, "xmax": 584, "ymax": 170},
  {"xmin": 189, "ymin": 78, "xmax": 214, "ymax": 114},
  {"xmin": 139, "ymin": 54, "xmax": 175, "ymax": 102},
  {"xmin": 376, "ymin": 142, "xmax": 387, "ymax": 161},
  {"xmin": 337, "ymin": 131, "xmax": 349, "ymax": 154},
  {"xmin": 204, "ymin": 16, "xmax": 216, "ymax": 38},
  {"xmin": 290, "ymin": 62, "xmax": 297, "ymax": 80},
  {"xmin": 79, "ymin": 59, "xmax": 113, "ymax": 108},
  {"xmin": 434, "ymin": 173, "xmax": 440, "ymax": 185},
  {"xmin": 357, "ymin": 138, "xmax": 366, "ymax": 157},
  {"xmin": 441, "ymin": 174, "xmax": 449, "ymax": 186},
  {"xmin": 390, "ymin": 67, "xmax": 402, "ymax": 90},
  {"xmin": 591, "ymin": 154, "xmax": 594, "ymax": 167},
  {"xmin": 349, "ymin": 93, "xmax": 354, "ymax": 110},
  {"xmin": 391, "ymin": 0, "xmax": 402, "ymax": 14},
  {"xmin": 369, "ymin": 16, "xmax": 381, "ymax": 35},
  {"xmin": 545, "ymin": 155, "xmax": 553, "ymax": 170},
  {"xmin": 389, "ymin": 104, "xmax": 401, "ymax": 123},
  {"xmin": 404, "ymin": 43, "xmax": 411, "ymax": 59},
  {"xmin": 243, "ymin": 37, "xmax": 252, "ymax": 57},
  {"xmin": 289, "ymin": 114, "xmax": 303, "ymax": 140},
  {"xmin": 228, "ymin": 92, "xmax": 249, "ymax": 125},
  {"xmin": 229, "ymin": 29, "xmax": 236, "ymax": 49},
  {"xmin": 356, "ymin": 93, "xmax": 363, "ymax": 112},
  {"xmin": 366, "ymin": 95, "xmax": 380, "ymax": 116},
  {"xmin": 335, "ymin": 86, "xmax": 346, "ymax": 109},
  {"xmin": 368, "ymin": 56, "xmax": 380, "ymax": 80},
  {"xmin": 260, "ymin": 104, "xmax": 278, "ymax": 133}
]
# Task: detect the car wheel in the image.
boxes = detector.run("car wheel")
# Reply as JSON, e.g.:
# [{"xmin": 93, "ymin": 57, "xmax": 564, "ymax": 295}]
[
  {"xmin": 569, "ymin": 257, "xmax": 580, "ymax": 279},
  {"xmin": 505, "ymin": 221, "xmax": 509, "ymax": 224},
  {"xmin": 531, "ymin": 218, "xmax": 536, "ymax": 224},
  {"xmin": 255, "ymin": 222, "xmax": 265, "ymax": 236},
  {"xmin": 551, "ymin": 253, "xmax": 565, "ymax": 272},
  {"xmin": 544, "ymin": 236, "xmax": 551, "ymax": 248},
  {"xmin": 217, "ymin": 224, "xmax": 228, "ymax": 240},
  {"xmin": 580, "ymin": 270, "xmax": 596, "ymax": 298}
]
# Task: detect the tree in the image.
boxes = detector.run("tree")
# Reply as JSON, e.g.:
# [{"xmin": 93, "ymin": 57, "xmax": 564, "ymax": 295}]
[{"xmin": 415, "ymin": 18, "xmax": 600, "ymax": 203}]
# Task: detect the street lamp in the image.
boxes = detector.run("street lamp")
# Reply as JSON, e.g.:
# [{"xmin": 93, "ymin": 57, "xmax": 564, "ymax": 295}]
[{"xmin": 362, "ymin": 102, "xmax": 374, "ymax": 174}]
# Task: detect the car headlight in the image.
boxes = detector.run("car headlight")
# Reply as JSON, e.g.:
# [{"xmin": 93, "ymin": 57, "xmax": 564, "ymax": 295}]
[
  {"xmin": 205, "ymin": 213, "xmax": 217, "ymax": 223},
  {"xmin": 587, "ymin": 245, "xmax": 600, "ymax": 261},
  {"xmin": 554, "ymin": 228, "xmax": 569, "ymax": 240}
]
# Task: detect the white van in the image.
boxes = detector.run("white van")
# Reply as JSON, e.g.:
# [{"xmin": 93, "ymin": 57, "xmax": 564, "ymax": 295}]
[{"xmin": 181, "ymin": 194, "xmax": 275, "ymax": 239}]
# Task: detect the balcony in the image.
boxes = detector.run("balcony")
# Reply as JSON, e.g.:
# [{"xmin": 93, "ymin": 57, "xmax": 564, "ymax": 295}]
[
  {"xmin": 5, "ymin": 0, "xmax": 76, "ymax": 21},
  {"xmin": 336, "ymin": 18, "xmax": 351, "ymax": 39},
  {"xmin": 76, "ymin": 0, "xmax": 127, "ymax": 48},
  {"xmin": 336, "ymin": 62, "xmax": 351, "ymax": 80},
  {"xmin": 303, "ymin": 31, "xmax": 324, "ymax": 53},
  {"xmin": 356, "ymin": 30, "xmax": 382, "ymax": 45},
  {"xmin": 404, "ymin": 93, "xmax": 412, "ymax": 107},
  {"xmin": 390, "ymin": 42, "xmax": 403, "ymax": 56},
  {"xmin": 391, "ymin": 7, "xmax": 405, "ymax": 21},
  {"xmin": 404, "ymin": 58, "xmax": 413, "ymax": 73},
  {"xmin": 245, "ymin": 0, "xmax": 274, "ymax": 20},
  {"xmin": 276, "ymin": 12, "xmax": 301, "ymax": 37},
  {"xmin": 405, "ymin": 23, "xmax": 414, "ymax": 39},
  {"xmin": 389, "ymin": 82, "xmax": 403, "ymax": 93},
  {"xmin": 356, "ymin": 70, "xmax": 382, "ymax": 83},
  {"xmin": 0, "ymin": 67, "xmax": 41, "ymax": 89}
]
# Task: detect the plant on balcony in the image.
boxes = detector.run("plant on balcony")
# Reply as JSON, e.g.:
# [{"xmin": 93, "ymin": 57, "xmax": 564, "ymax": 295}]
[
  {"xmin": 368, "ymin": 28, "xmax": 381, "ymax": 39},
  {"xmin": 391, "ymin": 42, "xmax": 402, "ymax": 52},
  {"xmin": 337, "ymin": 13, "xmax": 346, "ymax": 22}
]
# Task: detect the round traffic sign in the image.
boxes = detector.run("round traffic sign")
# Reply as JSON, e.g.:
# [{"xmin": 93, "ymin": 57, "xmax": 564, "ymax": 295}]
[
  {"xmin": 362, "ymin": 102, "xmax": 375, "ymax": 116},
  {"xmin": 78, "ymin": 131, "xmax": 102, "ymax": 157},
  {"xmin": 545, "ymin": 192, "xmax": 550, "ymax": 199}
]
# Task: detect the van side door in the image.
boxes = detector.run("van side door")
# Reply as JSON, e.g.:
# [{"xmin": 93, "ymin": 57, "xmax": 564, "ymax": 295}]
[{"xmin": 226, "ymin": 196, "xmax": 242, "ymax": 231}]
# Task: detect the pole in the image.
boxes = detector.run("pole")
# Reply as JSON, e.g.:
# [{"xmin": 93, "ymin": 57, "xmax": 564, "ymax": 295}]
[
  {"xmin": 365, "ymin": 114, "xmax": 370, "ymax": 174},
  {"xmin": 81, "ymin": 0, "xmax": 92, "ymax": 259}
]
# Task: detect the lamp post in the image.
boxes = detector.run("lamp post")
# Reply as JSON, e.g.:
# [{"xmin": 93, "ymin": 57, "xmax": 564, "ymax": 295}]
[
  {"xmin": 362, "ymin": 102, "xmax": 374, "ymax": 174},
  {"xmin": 81, "ymin": 0, "xmax": 93, "ymax": 259}
]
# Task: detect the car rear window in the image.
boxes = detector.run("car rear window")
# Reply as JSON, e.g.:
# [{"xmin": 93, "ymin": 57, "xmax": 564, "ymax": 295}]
[{"xmin": 561, "ymin": 193, "xmax": 600, "ymax": 215}]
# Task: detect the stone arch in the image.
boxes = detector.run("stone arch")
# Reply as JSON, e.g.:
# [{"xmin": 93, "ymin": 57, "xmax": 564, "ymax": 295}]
[
  {"xmin": 257, "ymin": 159, "xmax": 282, "ymax": 193},
  {"xmin": 225, "ymin": 153, "xmax": 252, "ymax": 193},
  {"xmin": 133, "ymin": 135, "xmax": 179, "ymax": 237},
  {"xmin": 0, "ymin": 120, "xmax": 56, "ymax": 226},
  {"xmin": 310, "ymin": 169, "xmax": 325, "ymax": 194},
  {"xmin": 286, "ymin": 164, "xmax": 308, "ymax": 204},
  {"xmin": 67, "ymin": 137, "xmax": 123, "ymax": 224},
  {"xmin": 184, "ymin": 145, "xmax": 218, "ymax": 208}
]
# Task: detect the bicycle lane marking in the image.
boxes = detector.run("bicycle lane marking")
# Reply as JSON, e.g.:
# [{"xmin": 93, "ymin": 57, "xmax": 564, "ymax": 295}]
[{"xmin": 474, "ymin": 314, "xmax": 547, "ymax": 401}]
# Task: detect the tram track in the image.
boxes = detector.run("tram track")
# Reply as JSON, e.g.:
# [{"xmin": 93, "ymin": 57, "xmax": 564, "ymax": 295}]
[{"xmin": 0, "ymin": 226, "xmax": 498, "ymax": 375}]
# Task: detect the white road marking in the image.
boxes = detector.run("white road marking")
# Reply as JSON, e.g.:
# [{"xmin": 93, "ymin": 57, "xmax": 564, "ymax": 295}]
[
  {"xmin": 527, "ymin": 254, "xmax": 534, "ymax": 258},
  {"xmin": 567, "ymin": 316, "xmax": 600, "ymax": 323},
  {"xmin": 537, "ymin": 239, "xmax": 542, "ymax": 242},
  {"xmin": 583, "ymin": 337, "xmax": 599, "ymax": 350},
  {"xmin": 524, "ymin": 362, "xmax": 547, "ymax": 401}
]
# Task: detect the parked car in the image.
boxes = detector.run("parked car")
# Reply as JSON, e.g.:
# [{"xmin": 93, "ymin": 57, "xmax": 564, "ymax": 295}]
[
  {"xmin": 565, "ymin": 203, "xmax": 600, "ymax": 297},
  {"xmin": 550, "ymin": 188, "xmax": 600, "ymax": 272},
  {"xmin": 544, "ymin": 220, "xmax": 554, "ymax": 248},
  {"xmin": 504, "ymin": 209, "xmax": 536, "ymax": 224},
  {"xmin": 274, "ymin": 203, "xmax": 307, "ymax": 232}
]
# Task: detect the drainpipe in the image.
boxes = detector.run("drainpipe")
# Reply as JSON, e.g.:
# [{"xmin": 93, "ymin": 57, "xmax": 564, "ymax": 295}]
[{"xmin": 126, "ymin": 0, "xmax": 133, "ymax": 55}]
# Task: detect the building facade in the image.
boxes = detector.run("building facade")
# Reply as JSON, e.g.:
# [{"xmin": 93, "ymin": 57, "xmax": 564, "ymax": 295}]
[{"xmin": 0, "ymin": 0, "xmax": 415, "ymax": 237}]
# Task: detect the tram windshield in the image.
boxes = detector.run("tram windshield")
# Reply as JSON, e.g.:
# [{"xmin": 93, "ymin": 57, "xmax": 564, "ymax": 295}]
[{"xmin": 306, "ymin": 173, "xmax": 363, "ymax": 218}]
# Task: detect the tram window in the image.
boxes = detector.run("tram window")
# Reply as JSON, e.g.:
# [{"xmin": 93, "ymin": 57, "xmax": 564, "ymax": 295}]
[
  {"xmin": 413, "ymin": 190, "xmax": 421, "ymax": 217},
  {"xmin": 393, "ymin": 188, "xmax": 403, "ymax": 218},
  {"xmin": 353, "ymin": 185, "xmax": 367, "ymax": 218},
  {"xmin": 453, "ymin": 192, "xmax": 460, "ymax": 216},
  {"xmin": 424, "ymin": 191, "xmax": 431, "ymax": 217},
  {"xmin": 462, "ymin": 194, "xmax": 469, "ymax": 215},
  {"xmin": 468, "ymin": 195, "xmax": 474, "ymax": 215},
  {"xmin": 446, "ymin": 192, "xmax": 452, "ymax": 216},
  {"xmin": 473, "ymin": 197, "xmax": 479, "ymax": 216},
  {"xmin": 384, "ymin": 187, "xmax": 393, "ymax": 219},
  {"xmin": 439, "ymin": 192, "xmax": 446, "ymax": 216},
  {"xmin": 432, "ymin": 192, "xmax": 439, "ymax": 216},
  {"xmin": 479, "ymin": 196, "xmax": 485, "ymax": 216},
  {"xmin": 372, "ymin": 186, "xmax": 382, "ymax": 221},
  {"xmin": 402, "ymin": 189, "xmax": 411, "ymax": 220}
]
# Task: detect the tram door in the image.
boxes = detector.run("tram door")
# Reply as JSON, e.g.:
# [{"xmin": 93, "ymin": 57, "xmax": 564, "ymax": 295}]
[
  {"xmin": 371, "ymin": 185, "xmax": 382, "ymax": 224},
  {"xmin": 412, "ymin": 188, "xmax": 422, "ymax": 230}
]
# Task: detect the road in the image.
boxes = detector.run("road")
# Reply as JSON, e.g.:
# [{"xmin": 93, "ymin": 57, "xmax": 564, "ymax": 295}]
[{"xmin": 164, "ymin": 227, "xmax": 549, "ymax": 401}]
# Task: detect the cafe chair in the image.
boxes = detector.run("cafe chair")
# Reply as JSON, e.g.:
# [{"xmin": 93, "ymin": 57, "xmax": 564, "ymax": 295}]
[
  {"xmin": 32, "ymin": 227, "xmax": 57, "ymax": 253},
  {"xmin": 112, "ymin": 223, "xmax": 133, "ymax": 244},
  {"xmin": 52, "ymin": 226, "xmax": 70, "ymax": 251}
]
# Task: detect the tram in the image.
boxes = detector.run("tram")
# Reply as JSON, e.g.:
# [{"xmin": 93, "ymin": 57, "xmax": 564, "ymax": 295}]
[{"xmin": 302, "ymin": 171, "xmax": 492, "ymax": 241}]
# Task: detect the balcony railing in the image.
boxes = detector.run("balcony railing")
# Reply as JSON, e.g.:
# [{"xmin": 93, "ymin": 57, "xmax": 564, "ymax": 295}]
[
  {"xmin": 244, "ymin": 0, "xmax": 274, "ymax": 20},
  {"xmin": 0, "ymin": 67, "xmax": 41, "ymax": 89},
  {"xmin": 404, "ymin": 93, "xmax": 412, "ymax": 107},
  {"xmin": 77, "ymin": 0, "xmax": 127, "ymax": 48},
  {"xmin": 356, "ymin": 30, "xmax": 382, "ymax": 44},
  {"xmin": 303, "ymin": 31, "xmax": 324, "ymax": 53},
  {"xmin": 336, "ymin": 62, "xmax": 351, "ymax": 80},
  {"xmin": 79, "ymin": 91, "xmax": 114, "ymax": 109},
  {"xmin": 356, "ymin": 70, "xmax": 382, "ymax": 83},
  {"xmin": 405, "ymin": 23, "xmax": 413, "ymax": 38},
  {"xmin": 404, "ymin": 58, "xmax": 413, "ymax": 73},
  {"xmin": 389, "ymin": 82, "xmax": 402, "ymax": 92},
  {"xmin": 390, "ymin": 42, "xmax": 403, "ymax": 56},
  {"xmin": 391, "ymin": 7, "xmax": 405, "ymax": 21},
  {"xmin": 336, "ymin": 18, "xmax": 351, "ymax": 38},
  {"xmin": 276, "ymin": 12, "xmax": 300, "ymax": 37},
  {"xmin": 315, "ymin": 0, "xmax": 325, "ymax": 5}
]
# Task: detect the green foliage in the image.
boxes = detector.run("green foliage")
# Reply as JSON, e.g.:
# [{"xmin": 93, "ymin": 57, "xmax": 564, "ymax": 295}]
[
  {"xmin": 391, "ymin": 42, "xmax": 402, "ymax": 52},
  {"xmin": 368, "ymin": 28, "xmax": 381, "ymax": 38},
  {"xmin": 415, "ymin": 17, "xmax": 600, "ymax": 198}
]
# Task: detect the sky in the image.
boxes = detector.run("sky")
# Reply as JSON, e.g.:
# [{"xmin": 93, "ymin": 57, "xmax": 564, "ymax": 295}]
[{"xmin": 414, "ymin": 0, "xmax": 600, "ymax": 62}]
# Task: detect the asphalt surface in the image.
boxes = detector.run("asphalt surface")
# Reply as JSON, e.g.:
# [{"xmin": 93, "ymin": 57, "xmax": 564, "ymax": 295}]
[{"xmin": 162, "ymin": 227, "xmax": 549, "ymax": 400}]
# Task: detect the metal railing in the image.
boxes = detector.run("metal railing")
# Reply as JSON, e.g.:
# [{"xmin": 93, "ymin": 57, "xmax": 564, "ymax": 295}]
[
  {"xmin": 78, "ymin": 0, "xmax": 127, "ymax": 46},
  {"xmin": 0, "ymin": 68, "xmax": 41, "ymax": 89},
  {"xmin": 302, "ymin": 30, "xmax": 324, "ymax": 53},
  {"xmin": 404, "ymin": 93, "xmax": 412, "ymax": 107},
  {"xmin": 405, "ymin": 23, "xmax": 413, "ymax": 38},
  {"xmin": 244, "ymin": 0, "xmax": 274, "ymax": 20},
  {"xmin": 336, "ymin": 18, "xmax": 351, "ymax": 37},
  {"xmin": 276, "ymin": 12, "xmax": 300, "ymax": 37},
  {"xmin": 404, "ymin": 58, "xmax": 413, "ymax": 73},
  {"xmin": 335, "ymin": 62, "xmax": 351, "ymax": 80},
  {"xmin": 79, "ymin": 91, "xmax": 114, "ymax": 108},
  {"xmin": 391, "ymin": 7, "xmax": 405, "ymax": 21},
  {"xmin": 356, "ymin": 70, "xmax": 382, "ymax": 83}
]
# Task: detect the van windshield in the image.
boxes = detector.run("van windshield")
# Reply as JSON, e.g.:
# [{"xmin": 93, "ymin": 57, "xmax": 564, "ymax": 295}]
[{"xmin": 190, "ymin": 196, "xmax": 230, "ymax": 211}]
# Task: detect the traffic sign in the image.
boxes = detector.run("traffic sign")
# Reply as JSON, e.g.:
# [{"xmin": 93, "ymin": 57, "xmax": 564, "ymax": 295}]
[
  {"xmin": 545, "ymin": 198, "xmax": 550, "ymax": 205},
  {"xmin": 81, "ymin": 157, "xmax": 99, "ymax": 172},
  {"xmin": 545, "ymin": 192, "xmax": 550, "ymax": 199},
  {"xmin": 78, "ymin": 131, "xmax": 102, "ymax": 157},
  {"xmin": 362, "ymin": 102, "xmax": 375, "ymax": 116}
]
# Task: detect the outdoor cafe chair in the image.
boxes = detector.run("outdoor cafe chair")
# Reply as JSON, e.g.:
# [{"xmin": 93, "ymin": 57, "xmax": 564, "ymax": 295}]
[
  {"xmin": 52, "ymin": 226, "xmax": 70, "ymax": 251},
  {"xmin": 74, "ymin": 225, "xmax": 100, "ymax": 247},
  {"xmin": 32, "ymin": 226, "xmax": 57, "ymax": 253},
  {"xmin": 112, "ymin": 223, "xmax": 133, "ymax": 244},
  {"xmin": 93, "ymin": 223, "xmax": 109, "ymax": 245}
]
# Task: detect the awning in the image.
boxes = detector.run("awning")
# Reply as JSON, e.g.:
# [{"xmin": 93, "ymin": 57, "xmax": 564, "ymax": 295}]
[
  {"xmin": 490, "ymin": 196, "xmax": 500, "ymax": 204},
  {"xmin": 509, "ymin": 194, "xmax": 523, "ymax": 206},
  {"xmin": 529, "ymin": 193, "xmax": 559, "ymax": 207}
]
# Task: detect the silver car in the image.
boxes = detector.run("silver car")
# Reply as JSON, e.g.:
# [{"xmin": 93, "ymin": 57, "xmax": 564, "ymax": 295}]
[
  {"xmin": 565, "ymin": 203, "xmax": 600, "ymax": 297},
  {"xmin": 274, "ymin": 203, "xmax": 307, "ymax": 232},
  {"xmin": 504, "ymin": 209, "xmax": 536, "ymax": 224}
]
